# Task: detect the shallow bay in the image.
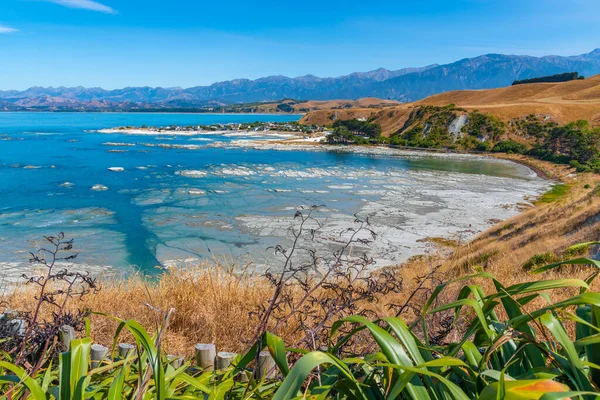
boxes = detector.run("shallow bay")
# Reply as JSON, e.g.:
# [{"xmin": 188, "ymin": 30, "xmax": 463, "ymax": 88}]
[{"xmin": 0, "ymin": 112, "xmax": 550, "ymax": 279}]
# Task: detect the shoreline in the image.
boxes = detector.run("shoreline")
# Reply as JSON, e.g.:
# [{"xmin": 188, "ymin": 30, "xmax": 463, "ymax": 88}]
[
  {"xmin": 98, "ymin": 125, "xmax": 558, "ymax": 183},
  {"xmin": 0, "ymin": 129, "xmax": 559, "ymax": 283},
  {"xmin": 97, "ymin": 124, "xmax": 560, "ymax": 182},
  {"xmin": 490, "ymin": 153, "xmax": 568, "ymax": 181},
  {"xmin": 226, "ymin": 136, "xmax": 554, "ymax": 177},
  {"xmin": 0, "ymin": 111, "xmax": 305, "ymax": 116},
  {"xmin": 236, "ymin": 135, "xmax": 564, "ymax": 181}
]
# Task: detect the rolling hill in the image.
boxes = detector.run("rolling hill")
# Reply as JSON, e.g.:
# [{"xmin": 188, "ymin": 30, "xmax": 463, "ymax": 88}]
[{"xmin": 300, "ymin": 74, "xmax": 600, "ymax": 135}]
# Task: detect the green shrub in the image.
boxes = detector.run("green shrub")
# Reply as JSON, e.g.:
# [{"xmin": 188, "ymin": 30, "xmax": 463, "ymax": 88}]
[
  {"xmin": 332, "ymin": 119, "xmax": 381, "ymax": 139},
  {"xmin": 523, "ymin": 251, "xmax": 557, "ymax": 270},
  {"xmin": 475, "ymin": 141, "xmax": 490, "ymax": 152},
  {"xmin": 563, "ymin": 242, "xmax": 591, "ymax": 259},
  {"xmin": 276, "ymin": 103, "xmax": 294, "ymax": 113},
  {"xmin": 491, "ymin": 139, "xmax": 529, "ymax": 154},
  {"xmin": 461, "ymin": 111, "xmax": 505, "ymax": 142}
]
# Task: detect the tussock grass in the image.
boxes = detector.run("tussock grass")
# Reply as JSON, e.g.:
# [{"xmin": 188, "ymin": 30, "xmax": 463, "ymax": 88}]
[{"xmin": 3, "ymin": 265, "xmax": 272, "ymax": 356}]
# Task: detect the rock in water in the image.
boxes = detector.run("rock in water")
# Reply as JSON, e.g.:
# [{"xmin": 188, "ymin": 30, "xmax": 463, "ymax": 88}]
[{"xmin": 91, "ymin": 184, "xmax": 109, "ymax": 191}]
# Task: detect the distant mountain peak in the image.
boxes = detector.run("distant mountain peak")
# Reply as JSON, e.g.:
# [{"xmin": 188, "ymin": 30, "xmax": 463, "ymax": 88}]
[
  {"xmin": 587, "ymin": 48, "xmax": 600, "ymax": 56},
  {"xmin": 1, "ymin": 49, "xmax": 599, "ymax": 110}
]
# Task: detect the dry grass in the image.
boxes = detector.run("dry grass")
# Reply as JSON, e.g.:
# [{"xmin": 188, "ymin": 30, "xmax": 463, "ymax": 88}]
[
  {"xmin": 418, "ymin": 74, "xmax": 600, "ymax": 126},
  {"xmin": 300, "ymin": 107, "xmax": 413, "ymax": 136},
  {"xmin": 301, "ymin": 74, "xmax": 600, "ymax": 135},
  {"xmin": 251, "ymin": 98, "xmax": 400, "ymax": 114},
  {"xmin": 4, "ymin": 265, "xmax": 272, "ymax": 357},
  {"xmin": 429, "ymin": 159, "xmax": 600, "ymax": 307},
  {"xmin": 2, "ymin": 158, "xmax": 599, "ymax": 357}
]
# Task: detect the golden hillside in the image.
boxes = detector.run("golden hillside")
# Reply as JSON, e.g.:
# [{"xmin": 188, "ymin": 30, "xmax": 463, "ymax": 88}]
[
  {"xmin": 300, "ymin": 75, "xmax": 600, "ymax": 135},
  {"xmin": 250, "ymin": 98, "xmax": 400, "ymax": 114},
  {"xmin": 295, "ymin": 97, "xmax": 400, "ymax": 110}
]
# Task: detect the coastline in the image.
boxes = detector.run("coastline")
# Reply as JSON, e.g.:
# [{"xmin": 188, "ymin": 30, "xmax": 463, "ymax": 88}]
[
  {"xmin": 240, "ymin": 134, "xmax": 567, "ymax": 182},
  {"xmin": 490, "ymin": 153, "xmax": 569, "ymax": 182},
  {"xmin": 100, "ymin": 125, "xmax": 563, "ymax": 182},
  {"xmin": 223, "ymin": 135, "xmax": 556, "ymax": 176},
  {"xmin": 103, "ymin": 128, "xmax": 557, "ymax": 273},
  {"xmin": 0, "ymin": 110, "xmax": 306, "ymax": 116},
  {"xmin": 1, "ymin": 124, "xmax": 559, "ymax": 283}
]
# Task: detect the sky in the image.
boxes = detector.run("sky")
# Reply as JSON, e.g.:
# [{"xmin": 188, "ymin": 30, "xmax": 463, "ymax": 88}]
[{"xmin": 0, "ymin": 0, "xmax": 599, "ymax": 90}]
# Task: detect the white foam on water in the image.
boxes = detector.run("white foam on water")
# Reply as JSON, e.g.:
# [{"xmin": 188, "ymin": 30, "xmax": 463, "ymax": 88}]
[{"xmin": 175, "ymin": 170, "xmax": 207, "ymax": 178}]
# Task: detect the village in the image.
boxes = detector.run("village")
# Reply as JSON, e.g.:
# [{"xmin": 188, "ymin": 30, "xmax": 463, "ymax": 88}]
[{"xmin": 118, "ymin": 121, "xmax": 328, "ymax": 135}]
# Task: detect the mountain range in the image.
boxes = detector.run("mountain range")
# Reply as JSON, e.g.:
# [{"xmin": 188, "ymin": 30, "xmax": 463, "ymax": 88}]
[{"xmin": 1, "ymin": 49, "xmax": 600, "ymax": 111}]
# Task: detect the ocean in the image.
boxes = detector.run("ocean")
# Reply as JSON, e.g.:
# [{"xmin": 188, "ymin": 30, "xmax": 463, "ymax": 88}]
[{"xmin": 0, "ymin": 112, "xmax": 550, "ymax": 279}]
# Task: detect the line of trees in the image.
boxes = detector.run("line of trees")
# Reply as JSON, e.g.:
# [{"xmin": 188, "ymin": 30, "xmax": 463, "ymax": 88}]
[
  {"xmin": 512, "ymin": 72, "xmax": 584, "ymax": 86},
  {"xmin": 531, "ymin": 120, "xmax": 600, "ymax": 172},
  {"xmin": 327, "ymin": 119, "xmax": 382, "ymax": 144}
]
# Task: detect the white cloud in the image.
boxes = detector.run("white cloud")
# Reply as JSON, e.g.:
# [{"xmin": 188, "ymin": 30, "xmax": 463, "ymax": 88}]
[
  {"xmin": 47, "ymin": 0, "xmax": 117, "ymax": 14},
  {"xmin": 0, "ymin": 25, "xmax": 18, "ymax": 34}
]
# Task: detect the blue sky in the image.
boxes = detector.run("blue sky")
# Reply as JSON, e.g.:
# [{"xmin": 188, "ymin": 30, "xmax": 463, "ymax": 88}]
[{"xmin": 1, "ymin": 0, "xmax": 599, "ymax": 89}]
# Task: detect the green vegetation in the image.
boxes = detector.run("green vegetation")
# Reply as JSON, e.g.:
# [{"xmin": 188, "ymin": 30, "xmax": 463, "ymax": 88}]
[
  {"xmin": 276, "ymin": 103, "xmax": 294, "ymax": 113},
  {"xmin": 327, "ymin": 108, "xmax": 600, "ymax": 173},
  {"xmin": 524, "ymin": 243, "xmax": 594, "ymax": 271},
  {"xmin": 512, "ymin": 72, "xmax": 584, "ymax": 86},
  {"xmin": 522, "ymin": 251, "xmax": 557, "ymax": 271},
  {"xmin": 386, "ymin": 107, "xmax": 505, "ymax": 150},
  {"xmin": 459, "ymin": 250, "xmax": 499, "ymax": 272},
  {"xmin": 327, "ymin": 118, "xmax": 382, "ymax": 144},
  {"xmin": 388, "ymin": 105, "xmax": 460, "ymax": 148},
  {"xmin": 537, "ymin": 183, "xmax": 570, "ymax": 204},
  {"xmin": 491, "ymin": 140, "xmax": 528, "ymax": 154},
  {"xmin": 531, "ymin": 120, "xmax": 600, "ymax": 172},
  {"xmin": 3, "ymin": 247, "xmax": 600, "ymax": 399},
  {"xmin": 460, "ymin": 111, "xmax": 505, "ymax": 143}
]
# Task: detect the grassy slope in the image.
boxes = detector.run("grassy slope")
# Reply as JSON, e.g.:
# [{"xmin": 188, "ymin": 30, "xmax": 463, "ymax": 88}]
[
  {"xmin": 249, "ymin": 98, "xmax": 400, "ymax": 113},
  {"xmin": 441, "ymin": 157, "xmax": 599, "ymax": 284},
  {"xmin": 300, "ymin": 74, "xmax": 600, "ymax": 135}
]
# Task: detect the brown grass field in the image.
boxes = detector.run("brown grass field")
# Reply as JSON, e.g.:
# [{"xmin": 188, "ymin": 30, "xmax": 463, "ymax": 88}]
[
  {"xmin": 249, "ymin": 98, "xmax": 400, "ymax": 114},
  {"xmin": 3, "ymin": 156, "xmax": 599, "ymax": 358},
  {"xmin": 300, "ymin": 74, "xmax": 600, "ymax": 135}
]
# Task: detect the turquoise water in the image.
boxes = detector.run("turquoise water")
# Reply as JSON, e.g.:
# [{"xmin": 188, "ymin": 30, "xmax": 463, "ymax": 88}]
[{"xmin": 0, "ymin": 112, "xmax": 548, "ymax": 276}]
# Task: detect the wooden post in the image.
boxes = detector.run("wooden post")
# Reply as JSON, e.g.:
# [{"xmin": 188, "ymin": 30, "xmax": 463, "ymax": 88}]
[
  {"xmin": 118, "ymin": 343, "xmax": 136, "ymax": 358},
  {"xmin": 167, "ymin": 355, "xmax": 185, "ymax": 369},
  {"xmin": 238, "ymin": 370, "xmax": 251, "ymax": 382},
  {"xmin": 58, "ymin": 325, "xmax": 75, "ymax": 351},
  {"xmin": 256, "ymin": 351, "xmax": 276, "ymax": 380},
  {"xmin": 217, "ymin": 352, "xmax": 237, "ymax": 369},
  {"xmin": 194, "ymin": 344, "xmax": 216, "ymax": 372},
  {"xmin": 91, "ymin": 344, "xmax": 108, "ymax": 369}
]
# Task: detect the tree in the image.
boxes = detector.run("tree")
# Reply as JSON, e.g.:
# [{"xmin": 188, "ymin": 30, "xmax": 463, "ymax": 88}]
[
  {"xmin": 326, "ymin": 126, "xmax": 354, "ymax": 144},
  {"xmin": 332, "ymin": 119, "xmax": 382, "ymax": 139}
]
